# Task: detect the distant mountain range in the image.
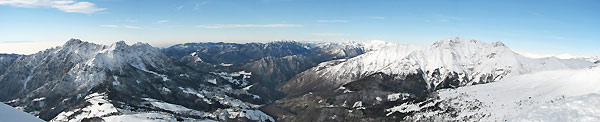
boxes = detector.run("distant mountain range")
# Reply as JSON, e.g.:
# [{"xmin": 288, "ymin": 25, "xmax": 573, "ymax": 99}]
[{"xmin": 0, "ymin": 38, "xmax": 596, "ymax": 121}]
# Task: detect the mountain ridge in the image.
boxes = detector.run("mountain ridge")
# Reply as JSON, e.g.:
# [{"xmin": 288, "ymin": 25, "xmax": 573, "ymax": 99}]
[
  {"xmin": 269, "ymin": 37, "xmax": 593, "ymax": 121},
  {"xmin": 0, "ymin": 38, "xmax": 596, "ymax": 122}
]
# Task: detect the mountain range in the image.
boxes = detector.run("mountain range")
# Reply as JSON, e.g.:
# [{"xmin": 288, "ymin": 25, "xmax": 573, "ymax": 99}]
[{"xmin": 0, "ymin": 38, "xmax": 596, "ymax": 122}]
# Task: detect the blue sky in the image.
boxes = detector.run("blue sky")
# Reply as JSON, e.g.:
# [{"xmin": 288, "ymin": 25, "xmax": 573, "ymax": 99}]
[{"xmin": 0, "ymin": 0, "xmax": 598, "ymax": 56}]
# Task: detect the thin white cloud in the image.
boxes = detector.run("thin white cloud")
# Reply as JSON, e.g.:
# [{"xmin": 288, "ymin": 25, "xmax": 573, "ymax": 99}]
[
  {"xmin": 157, "ymin": 20, "xmax": 169, "ymax": 23},
  {"xmin": 123, "ymin": 19, "xmax": 137, "ymax": 23},
  {"xmin": 100, "ymin": 25, "xmax": 119, "ymax": 28},
  {"xmin": 312, "ymin": 33, "xmax": 350, "ymax": 36},
  {"xmin": 439, "ymin": 18, "xmax": 449, "ymax": 22},
  {"xmin": 0, "ymin": 0, "xmax": 106, "ymax": 14},
  {"xmin": 318, "ymin": 20, "xmax": 349, "ymax": 23},
  {"xmin": 368, "ymin": 16, "xmax": 385, "ymax": 19},
  {"xmin": 176, "ymin": 5, "xmax": 184, "ymax": 10},
  {"xmin": 100, "ymin": 25, "xmax": 142, "ymax": 29},
  {"xmin": 123, "ymin": 25, "xmax": 142, "ymax": 29},
  {"xmin": 196, "ymin": 24, "xmax": 303, "ymax": 29},
  {"xmin": 193, "ymin": 0, "xmax": 209, "ymax": 10}
]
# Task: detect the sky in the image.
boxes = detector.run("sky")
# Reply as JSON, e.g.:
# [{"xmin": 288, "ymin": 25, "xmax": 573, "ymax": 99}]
[{"xmin": 0, "ymin": 0, "xmax": 598, "ymax": 56}]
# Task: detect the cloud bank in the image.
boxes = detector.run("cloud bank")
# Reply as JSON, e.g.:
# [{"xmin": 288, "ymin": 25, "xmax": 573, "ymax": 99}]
[{"xmin": 0, "ymin": 0, "xmax": 105, "ymax": 14}]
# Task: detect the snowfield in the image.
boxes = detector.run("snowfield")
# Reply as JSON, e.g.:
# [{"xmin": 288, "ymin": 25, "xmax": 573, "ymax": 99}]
[
  {"xmin": 0, "ymin": 103, "xmax": 44, "ymax": 122},
  {"xmin": 405, "ymin": 65, "xmax": 600, "ymax": 121},
  {"xmin": 512, "ymin": 93, "xmax": 600, "ymax": 122}
]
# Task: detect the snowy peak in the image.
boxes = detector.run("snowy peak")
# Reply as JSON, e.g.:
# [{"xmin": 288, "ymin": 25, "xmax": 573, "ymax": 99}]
[
  {"xmin": 0, "ymin": 39, "xmax": 174, "ymax": 101},
  {"xmin": 63, "ymin": 38, "xmax": 84, "ymax": 46},
  {"xmin": 358, "ymin": 40, "xmax": 398, "ymax": 51},
  {"xmin": 85, "ymin": 41, "xmax": 169, "ymax": 73},
  {"xmin": 431, "ymin": 37, "xmax": 506, "ymax": 49}
]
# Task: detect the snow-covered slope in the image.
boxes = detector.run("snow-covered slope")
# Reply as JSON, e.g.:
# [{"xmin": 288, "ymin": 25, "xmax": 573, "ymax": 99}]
[
  {"xmin": 0, "ymin": 103, "xmax": 44, "ymax": 122},
  {"xmin": 578, "ymin": 56, "xmax": 600, "ymax": 63},
  {"xmin": 404, "ymin": 64, "xmax": 600, "ymax": 121},
  {"xmin": 281, "ymin": 37, "xmax": 592, "ymax": 96},
  {"xmin": 512, "ymin": 93, "xmax": 600, "ymax": 122}
]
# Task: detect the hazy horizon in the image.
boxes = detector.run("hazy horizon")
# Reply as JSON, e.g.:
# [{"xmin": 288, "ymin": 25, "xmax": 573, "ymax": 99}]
[{"xmin": 1, "ymin": 0, "xmax": 598, "ymax": 56}]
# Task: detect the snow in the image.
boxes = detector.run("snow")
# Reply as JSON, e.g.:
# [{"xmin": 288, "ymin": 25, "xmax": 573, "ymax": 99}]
[
  {"xmin": 0, "ymin": 103, "xmax": 44, "ymax": 122},
  {"xmin": 516, "ymin": 51, "xmax": 599, "ymax": 63},
  {"xmin": 102, "ymin": 113, "xmax": 215, "ymax": 122},
  {"xmin": 4, "ymin": 40, "xmax": 275, "ymax": 122},
  {"xmin": 161, "ymin": 87, "xmax": 171, "ymax": 92},
  {"xmin": 242, "ymin": 85, "xmax": 253, "ymax": 90},
  {"xmin": 179, "ymin": 87, "xmax": 205, "ymax": 98},
  {"xmin": 32, "ymin": 97, "xmax": 46, "ymax": 102},
  {"xmin": 219, "ymin": 63, "xmax": 233, "ymax": 66},
  {"xmin": 352, "ymin": 101, "xmax": 365, "ymax": 109},
  {"xmin": 52, "ymin": 93, "xmax": 119, "ymax": 122},
  {"xmin": 54, "ymin": 96, "xmax": 215, "ymax": 122},
  {"xmin": 179, "ymin": 73, "xmax": 190, "ymax": 78},
  {"xmin": 387, "ymin": 93, "xmax": 410, "ymax": 101},
  {"xmin": 359, "ymin": 40, "xmax": 400, "ymax": 51},
  {"xmin": 298, "ymin": 38, "xmax": 592, "ymax": 92},
  {"xmin": 238, "ymin": 109, "xmax": 275, "ymax": 122},
  {"xmin": 112, "ymin": 76, "xmax": 120, "ymax": 86},
  {"xmin": 207, "ymin": 79, "xmax": 217, "ymax": 85},
  {"xmin": 102, "ymin": 113, "xmax": 178, "ymax": 122},
  {"xmin": 386, "ymin": 102, "xmax": 421, "ymax": 116},
  {"xmin": 211, "ymin": 71, "xmax": 251, "ymax": 87},
  {"xmin": 216, "ymin": 109, "xmax": 275, "ymax": 122},
  {"xmin": 338, "ymin": 86, "xmax": 353, "ymax": 93},
  {"xmin": 512, "ymin": 93, "xmax": 600, "ymax": 122},
  {"xmin": 143, "ymin": 98, "xmax": 195, "ymax": 113},
  {"xmin": 408, "ymin": 65, "xmax": 600, "ymax": 121},
  {"xmin": 136, "ymin": 68, "xmax": 169, "ymax": 82},
  {"xmin": 178, "ymin": 87, "xmax": 212, "ymax": 104},
  {"xmin": 386, "ymin": 99, "xmax": 438, "ymax": 116},
  {"xmin": 194, "ymin": 57, "xmax": 203, "ymax": 62},
  {"xmin": 188, "ymin": 52, "xmax": 205, "ymax": 63}
]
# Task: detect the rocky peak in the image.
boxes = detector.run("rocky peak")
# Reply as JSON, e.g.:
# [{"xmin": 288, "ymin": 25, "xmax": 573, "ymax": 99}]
[
  {"xmin": 432, "ymin": 37, "xmax": 476, "ymax": 47},
  {"xmin": 63, "ymin": 38, "xmax": 83, "ymax": 46}
]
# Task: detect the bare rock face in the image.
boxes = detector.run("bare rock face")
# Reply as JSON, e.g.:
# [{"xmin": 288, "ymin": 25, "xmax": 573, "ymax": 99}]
[{"xmin": 0, "ymin": 54, "xmax": 19, "ymax": 76}]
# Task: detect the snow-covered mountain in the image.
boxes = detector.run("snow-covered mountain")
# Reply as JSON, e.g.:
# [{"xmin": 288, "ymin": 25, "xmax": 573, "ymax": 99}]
[
  {"xmin": 281, "ymin": 38, "xmax": 591, "ymax": 96},
  {"xmin": 270, "ymin": 38, "xmax": 594, "ymax": 121},
  {"xmin": 0, "ymin": 38, "xmax": 596, "ymax": 122},
  {"xmin": 404, "ymin": 64, "xmax": 600, "ymax": 121},
  {"xmin": 578, "ymin": 56, "xmax": 600, "ymax": 64},
  {"xmin": 0, "ymin": 39, "xmax": 275, "ymax": 121}
]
